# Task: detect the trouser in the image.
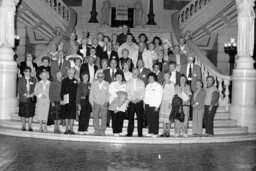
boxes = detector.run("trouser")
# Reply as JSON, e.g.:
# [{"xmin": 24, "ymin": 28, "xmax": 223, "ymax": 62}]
[
  {"xmin": 107, "ymin": 110, "xmax": 112, "ymax": 126},
  {"xmin": 78, "ymin": 99, "xmax": 91, "ymax": 132},
  {"xmin": 127, "ymin": 101, "xmax": 144, "ymax": 136},
  {"xmin": 204, "ymin": 105, "xmax": 218, "ymax": 135},
  {"xmin": 145, "ymin": 104, "xmax": 159, "ymax": 135},
  {"xmin": 92, "ymin": 103, "xmax": 108, "ymax": 134},
  {"xmin": 183, "ymin": 105, "xmax": 190, "ymax": 133},
  {"xmin": 175, "ymin": 119, "xmax": 185, "ymax": 134},
  {"xmin": 111, "ymin": 111, "xmax": 125, "ymax": 134},
  {"xmin": 192, "ymin": 108, "xmax": 204, "ymax": 135}
]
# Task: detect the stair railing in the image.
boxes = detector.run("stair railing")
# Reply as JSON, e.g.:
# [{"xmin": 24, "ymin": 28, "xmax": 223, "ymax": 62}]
[{"xmin": 172, "ymin": 12, "xmax": 231, "ymax": 112}]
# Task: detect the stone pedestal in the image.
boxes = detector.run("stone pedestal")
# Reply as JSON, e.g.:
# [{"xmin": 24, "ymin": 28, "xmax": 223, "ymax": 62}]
[
  {"xmin": 230, "ymin": 65, "xmax": 256, "ymax": 132},
  {"xmin": 0, "ymin": 46, "xmax": 18, "ymax": 120}
]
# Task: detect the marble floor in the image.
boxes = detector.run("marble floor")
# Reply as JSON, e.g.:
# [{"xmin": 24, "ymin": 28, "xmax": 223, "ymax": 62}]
[{"xmin": 0, "ymin": 135, "xmax": 255, "ymax": 171}]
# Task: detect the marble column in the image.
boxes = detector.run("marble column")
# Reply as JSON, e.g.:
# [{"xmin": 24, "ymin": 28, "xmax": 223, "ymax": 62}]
[
  {"xmin": 230, "ymin": 0, "xmax": 256, "ymax": 132},
  {"xmin": 0, "ymin": 0, "xmax": 20, "ymax": 120},
  {"xmin": 88, "ymin": 0, "xmax": 98, "ymax": 23},
  {"xmin": 146, "ymin": 0, "xmax": 156, "ymax": 25}
]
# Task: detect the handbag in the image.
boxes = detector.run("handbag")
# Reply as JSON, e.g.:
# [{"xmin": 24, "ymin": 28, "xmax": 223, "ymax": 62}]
[{"xmin": 175, "ymin": 108, "xmax": 185, "ymax": 123}]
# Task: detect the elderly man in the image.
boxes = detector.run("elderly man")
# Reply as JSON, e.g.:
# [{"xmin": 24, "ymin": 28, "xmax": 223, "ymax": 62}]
[
  {"xmin": 117, "ymin": 25, "xmax": 137, "ymax": 45},
  {"xmin": 118, "ymin": 33, "xmax": 139, "ymax": 67},
  {"xmin": 80, "ymin": 55, "xmax": 98, "ymax": 84},
  {"xmin": 126, "ymin": 68, "xmax": 145, "ymax": 137},
  {"xmin": 89, "ymin": 71, "xmax": 110, "ymax": 135}
]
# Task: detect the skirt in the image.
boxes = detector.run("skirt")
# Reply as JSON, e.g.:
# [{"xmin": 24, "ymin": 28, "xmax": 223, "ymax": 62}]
[
  {"xmin": 48, "ymin": 101, "xmax": 61, "ymax": 120},
  {"xmin": 60, "ymin": 102, "xmax": 77, "ymax": 119},
  {"xmin": 18, "ymin": 101, "xmax": 35, "ymax": 118},
  {"xmin": 159, "ymin": 100, "xmax": 172, "ymax": 123}
]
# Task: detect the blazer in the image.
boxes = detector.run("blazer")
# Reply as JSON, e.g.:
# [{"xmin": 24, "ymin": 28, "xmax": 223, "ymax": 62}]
[
  {"xmin": 180, "ymin": 64, "xmax": 202, "ymax": 92},
  {"xmin": 138, "ymin": 67, "xmax": 151, "ymax": 85},
  {"xmin": 50, "ymin": 59, "xmax": 71, "ymax": 80},
  {"xmin": 103, "ymin": 68, "xmax": 123, "ymax": 83},
  {"xmin": 156, "ymin": 71, "xmax": 164, "ymax": 85},
  {"xmin": 92, "ymin": 44, "xmax": 104, "ymax": 60},
  {"xmin": 102, "ymin": 50, "xmax": 119, "ymax": 64},
  {"xmin": 192, "ymin": 89, "xmax": 206, "ymax": 109},
  {"xmin": 169, "ymin": 53, "xmax": 188, "ymax": 66},
  {"xmin": 170, "ymin": 71, "xmax": 181, "ymax": 86},
  {"xmin": 80, "ymin": 63, "xmax": 98, "ymax": 80},
  {"xmin": 17, "ymin": 77, "xmax": 37, "ymax": 102}
]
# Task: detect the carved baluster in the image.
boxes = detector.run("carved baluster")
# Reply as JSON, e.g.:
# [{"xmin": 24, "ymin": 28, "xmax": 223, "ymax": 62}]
[
  {"xmin": 195, "ymin": 1, "xmax": 198, "ymax": 13},
  {"xmin": 185, "ymin": 8, "xmax": 189, "ymax": 19},
  {"xmin": 199, "ymin": 0, "xmax": 202, "ymax": 8},
  {"xmin": 224, "ymin": 80, "xmax": 230, "ymax": 111},
  {"xmin": 190, "ymin": 4, "xmax": 194, "ymax": 16},
  {"xmin": 60, "ymin": 5, "xmax": 64, "ymax": 18},
  {"xmin": 217, "ymin": 78, "xmax": 223, "ymax": 99},
  {"xmin": 181, "ymin": 11, "xmax": 184, "ymax": 22},
  {"xmin": 51, "ymin": 0, "xmax": 56, "ymax": 10}
]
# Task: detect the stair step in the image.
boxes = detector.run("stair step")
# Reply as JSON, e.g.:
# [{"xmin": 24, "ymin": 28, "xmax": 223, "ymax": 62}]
[
  {"xmin": 0, "ymin": 120, "xmax": 248, "ymax": 135},
  {"xmin": 10, "ymin": 113, "xmax": 236, "ymax": 127}
]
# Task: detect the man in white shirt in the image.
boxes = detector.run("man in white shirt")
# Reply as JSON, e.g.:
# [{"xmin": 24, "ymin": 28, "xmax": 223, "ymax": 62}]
[
  {"xmin": 126, "ymin": 68, "xmax": 145, "ymax": 137},
  {"xmin": 144, "ymin": 72, "xmax": 163, "ymax": 137},
  {"xmin": 118, "ymin": 33, "xmax": 139, "ymax": 67}
]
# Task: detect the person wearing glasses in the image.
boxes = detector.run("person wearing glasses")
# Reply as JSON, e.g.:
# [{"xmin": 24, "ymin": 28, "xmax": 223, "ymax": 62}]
[
  {"xmin": 17, "ymin": 67, "xmax": 37, "ymax": 131},
  {"xmin": 89, "ymin": 71, "xmax": 110, "ymax": 136}
]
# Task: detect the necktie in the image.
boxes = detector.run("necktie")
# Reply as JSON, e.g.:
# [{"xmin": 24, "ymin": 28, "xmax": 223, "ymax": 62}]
[
  {"xmin": 188, "ymin": 64, "xmax": 192, "ymax": 79},
  {"xmin": 111, "ymin": 69, "xmax": 115, "ymax": 81},
  {"xmin": 59, "ymin": 60, "xmax": 63, "ymax": 71}
]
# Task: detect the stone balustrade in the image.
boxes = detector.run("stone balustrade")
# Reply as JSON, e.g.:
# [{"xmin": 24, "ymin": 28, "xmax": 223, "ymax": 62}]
[
  {"xmin": 45, "ymin": 0, "xmax": 71, "ymax": 21},
  {"xmin": 178, "ymin": 0, "xmax": 211, "ymax": 24}
]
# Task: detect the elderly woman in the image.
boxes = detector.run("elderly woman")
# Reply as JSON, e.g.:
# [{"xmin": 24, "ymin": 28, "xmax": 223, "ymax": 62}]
[
  {"xmin": 17, "ymin": 67, "xmax": 37, "ymax": 131},
  {"xmin": 76, "ymin": 72, "xmax": 91, "ymax": 135},
  {"xmin": 192, "ymin": 79, "xmax": 206, "ymax": 137},
  {"xmin": 174, "ymin": 74, "xmax": 192, "ymax": 137},
  {"xmin": 108, "ymin": 71, "xmax": 128, "ymax": 136},
  {"xmin": 144, "ymin": 72, "xmax": 163, "ymax": 138},
  {"xmin": 49, "ymin": 72, "xmax": 63, "ymax": 133},
  {"xmin": 60, "ymin": 68, "xmax": 78, "ymax": 134},
  {"xmin": 19, "ymin": 53, "xmax": 38, "ymax": 78},
  {"xmin": 37, "ymin": 56, "xmax": 51, "ymax": 81},
  {"xmin": 119, "ymin": 48, "xmax": 134, "ymax": 70},
  {"xmin": 34, "ymin": 71, "xmax": 51, "ymax": 132}
]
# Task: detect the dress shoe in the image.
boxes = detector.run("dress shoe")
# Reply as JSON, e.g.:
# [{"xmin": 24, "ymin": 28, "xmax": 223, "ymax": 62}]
[
  {"xmin": 126, "ymin": 134, "xmax": 133, "ymax": 137},
  {"xmin": 160, "ymin": 132, "xmax": 167, "ymax": 137},
  {"xmin": 28, "ymin": 128, "xmax": 33, "ymax": 132},
  {"xmin": 64, "ymin": 130, "xmax": 69, "ymax": 134},
  {"xmin": 138, "ymin": 135, "xmax": 143, "ymax": 137},
  {"xmin": 70, "ymin": 131, "xmax": 75, "ymax": 135},
  {"xmin": 21, "ymin": 128, "xmax": 26, "ymax": 131},
  {"xmin": 165, "ymin": 134, "xmax": 170, "ymax": 137},
  {"xmin": 106, "ymin": 123, "xmax": 110, "ymax": 127}
]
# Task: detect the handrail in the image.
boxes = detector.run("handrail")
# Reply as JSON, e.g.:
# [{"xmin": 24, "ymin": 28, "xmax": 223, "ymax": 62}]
[
  {"xmin": 178, "ymin": 0, "xmax": 211, "ymax": 24},
  {"xmin": 45, "ymin": 0, "xmax": 71, "ymax": 22},
  {"xmin": 171, "ymin": 12, "xmax": 231, "ymax": 111},
  {"xmin": 37, "ymin": 1, "xmax": 77, "ymax": 61}
]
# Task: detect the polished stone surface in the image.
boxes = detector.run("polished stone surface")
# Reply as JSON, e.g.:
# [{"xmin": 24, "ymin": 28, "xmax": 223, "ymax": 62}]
[{"xmin": 0, "ymin": 135, "xmax": 255, "ymax": 171}]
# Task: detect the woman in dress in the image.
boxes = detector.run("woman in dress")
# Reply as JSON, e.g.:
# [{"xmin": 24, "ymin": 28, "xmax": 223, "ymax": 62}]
[
  {"xmin": 61, "ymin": 68, "xmax": 78, "ymax": 134},
  {"xmin": 73, "ymin": 58, "xmax": 82, "ymax": 83},
  {"xmin": 76, "ymin": 72, "xmax": 91, "ymax": 135},
  {"xmin": 192, "ymin": 79, "xmax": 206, "ymax": 136},
  {"xmin": 34, "ymin": 71, "xmax": 51, "ymax": 132},
  {"xmin": 108, "ymin": 71, "xmax": 128, "ymax": 136},
  {"xmin": 174, "ymin": 74, "xmax": 192, "ymax": 137},
  {"xmin": 159, "ymin": 72, "xmax": 175, "ymax": 137},
  {"xmin": 19, "ymin": 53, "xmax": 38, "ymax": 78},
  {"xmin": 17, "ymin": 67, "xmax": 37, "ymax": 131},
  {"xmin": 49, "ymin": 71, "xmax": 62, "ymax": 133}
]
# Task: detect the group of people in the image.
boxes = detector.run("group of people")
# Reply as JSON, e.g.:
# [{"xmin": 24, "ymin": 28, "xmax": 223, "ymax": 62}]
[{"xmin": 17, "ymin": 25, "xmax": 219, "ymax": 137}]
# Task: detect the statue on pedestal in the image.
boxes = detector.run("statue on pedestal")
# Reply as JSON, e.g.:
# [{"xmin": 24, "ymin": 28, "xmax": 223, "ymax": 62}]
[
  {"xmin": 0, "ymin": 0, "xmax": 19, "ymax": 48},
  {"xmin": 134, "ymin": 0, "xmax": 143, "ymax": 27},
  {"xmin": 101, "ymin": 0, "xmax": 111, "ymax": 25},
  {"xmin": 236, "ymin": 0, "xmax": 255, "ymax": 57}
]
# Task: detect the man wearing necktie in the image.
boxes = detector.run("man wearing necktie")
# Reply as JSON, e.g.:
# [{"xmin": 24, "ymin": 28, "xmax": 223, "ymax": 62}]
[{"xmin": 180, "ymin": 55, "xmax": 202, "ymax": 92}]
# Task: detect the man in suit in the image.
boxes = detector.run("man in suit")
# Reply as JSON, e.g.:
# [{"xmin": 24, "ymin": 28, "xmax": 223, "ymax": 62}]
[
  {"xmin": 169, "ymin": 61, "xmax": 181, "ymax": 85},
  {"xmin": 137, "ymin": 59, "xmax": 151, "ymax": 85},
  {"xmin": 153, "ymin": 63, "xmax": 164, "ymax": 84},
  {"xmin": 80, "ymin": 55, "xmax": 98, "ymax": 84},
  {"xmin": 102, "ymin": 42, "xmax": 119, "ymax": 65},
  {"xmin": 77, "ymin": 38, "xmax": 90, "ymax": 59},
  {"xmin": 103, "ymin": 58, "xmax": 123, "ymax": 83},
  {"xmin": 126, "ymin": 68, "xmax": 145, "ymax": 137},
  {"xmin": 91, "ymin": 37, "xmax": 104, "ymax": 61},
  {"xmin": 51, "ymin": 50, "xmax": 71, "ymax": 80},
  {"xmin": 180, "ymin": 55, "xmax": 202, "ymax": 92},
  {"xmin": 169, "ymin": 45, "xmax": 187, "ymax": 72}
]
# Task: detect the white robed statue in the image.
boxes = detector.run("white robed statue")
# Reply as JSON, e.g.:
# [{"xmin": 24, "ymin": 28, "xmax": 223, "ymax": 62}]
[
  {"xmin": 236, "ymin": 0, "xmax": 255, "ymax": 57},
  {"xmin": 0, "ymin": 0, "xmax": 19, "ymax": 48}
]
